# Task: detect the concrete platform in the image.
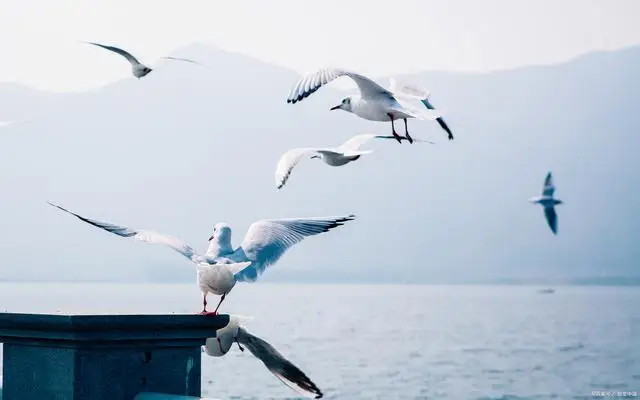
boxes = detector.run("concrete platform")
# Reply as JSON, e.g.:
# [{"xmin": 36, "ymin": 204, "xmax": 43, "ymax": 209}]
[{"xmin": 0, "ymin": 313, "xmax": 230, "ymax": 400}]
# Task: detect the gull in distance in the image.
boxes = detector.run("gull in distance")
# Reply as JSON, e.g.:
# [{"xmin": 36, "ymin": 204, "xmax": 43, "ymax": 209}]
[
  {"xmin": 84, "ymin": 41, "xmax": 200, "ymax": 79},
  {"xmin": 528, "ymin": 172, "xmax": 563, "ymax": 234}
]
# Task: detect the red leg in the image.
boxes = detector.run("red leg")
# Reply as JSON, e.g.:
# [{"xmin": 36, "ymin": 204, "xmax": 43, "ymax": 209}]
[{"xmin": 199, "ymin": 293, "xmax": 218, "ymax": 315}]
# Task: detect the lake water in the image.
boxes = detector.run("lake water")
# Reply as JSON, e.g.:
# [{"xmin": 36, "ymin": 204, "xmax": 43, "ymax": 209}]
[{"xmin": 0, "ymin": 283, "xmax": 638, "ymax": 399}]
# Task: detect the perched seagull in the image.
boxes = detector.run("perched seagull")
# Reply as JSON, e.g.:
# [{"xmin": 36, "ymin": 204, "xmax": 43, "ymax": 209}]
[
  {"xmin": 48, "ymin": 202, "xmax": 354, "ymax": 314},
  {"xmin": 286, "ymin": 68, "xmax": 445, "ymax": 143},
  {"xmin": 84, "ymin": 42, "xmax": 199, "ymax": 79},
  {"xmin": 389, "ymin": 78, "xmax": 454, "ymax": 140},
  {"xmin": 204, "ymin": 315, "xmax": 323, "ymax": 399},
  {"xmin": 528, "ymin": 172, "xmax": 563, "ymax": 234},
  {"xmin": 275, "ymin": 133, "xmax": 434, "ymax": 189}
]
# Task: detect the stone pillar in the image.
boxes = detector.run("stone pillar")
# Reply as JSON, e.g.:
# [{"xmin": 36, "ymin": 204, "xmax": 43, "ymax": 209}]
[{"xmin": 0, "ymin": 313, "xmax": 229, "ymax": 400}]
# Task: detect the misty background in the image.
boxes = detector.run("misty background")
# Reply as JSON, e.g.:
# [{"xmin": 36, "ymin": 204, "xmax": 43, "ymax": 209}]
[{"xmin": 0, "ymin": 43, "xmax": 638, "ymax": 284}]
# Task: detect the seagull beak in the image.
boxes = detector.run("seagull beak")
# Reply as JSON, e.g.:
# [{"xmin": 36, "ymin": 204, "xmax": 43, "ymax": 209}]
[{"xmin": 330, "ymin": 104, "xmax": 341, "ymax": 111}]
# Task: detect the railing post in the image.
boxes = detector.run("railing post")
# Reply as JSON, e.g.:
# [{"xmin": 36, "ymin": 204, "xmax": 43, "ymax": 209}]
[{"xmin": 0, "ymin": 313, "xmax": 229, "ymax": 400}]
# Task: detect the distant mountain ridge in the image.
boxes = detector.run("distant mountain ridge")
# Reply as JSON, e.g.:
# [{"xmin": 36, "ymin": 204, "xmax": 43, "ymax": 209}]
[{"xmin": 0, "ymin": 44, "xmax": 638, "ymax": 284}]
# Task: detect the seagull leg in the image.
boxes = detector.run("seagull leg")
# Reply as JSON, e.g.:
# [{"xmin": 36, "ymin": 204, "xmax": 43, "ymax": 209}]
[
  {"xmin": 235, "ymin": 338, "xmax": 245, "ymax": 352},
  {"xmin": 200, "ymin": 293, "xmax": 208, "ymax": 314},
  {"xmin": 403, "ymin": 119, "xmax": 414, "ymax": 144},
  {"xmin": 199, "ymin": 293, "xmax": 218, "ymax": 316},
  {"xmin": 211, "ymin": 293, "xmax": 227, "ymax": 315},
  {"xmin": 388, "ymin": 113, "xmax": 402, "ymax": 143}
]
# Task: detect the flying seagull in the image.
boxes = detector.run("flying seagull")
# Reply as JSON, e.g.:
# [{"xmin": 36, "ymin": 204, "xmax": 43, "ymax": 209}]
[
  {"xmin": 84, "ymin": 41, "xmax": 199, "ymax": 79},
  {"xmin": 204, "ymin": 315, "xmax": 323, "ymax": 399},
  {"xmin": 528, "ymin": 172, "xmax": 563, "ymax": 234},
  {"xmin": 48, "ymin": 202, "xmax": 354, "ymax": 314},
  {"xmin": 388, "ymin": 78, "xmax": 454, "ymax": 140},
  {"xmin": 286, "ymin": 68, "xmax": 445, "ymax": 143},
  {"xmin": 275, "ymin": 133, "xmax": 434, "ymax": 189}
]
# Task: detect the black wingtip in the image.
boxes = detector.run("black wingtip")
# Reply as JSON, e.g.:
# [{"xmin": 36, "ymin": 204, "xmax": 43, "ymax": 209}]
[
  {"xmin": 435, "ymin": 117, "xmax": 454, "ymax": 140},
  {"xmin": 47, "ymin": 201, "xmax": 67, "ymax": 213}
]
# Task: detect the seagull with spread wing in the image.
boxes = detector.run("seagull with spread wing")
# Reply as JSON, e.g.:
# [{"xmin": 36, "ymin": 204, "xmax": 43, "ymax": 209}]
[
  {"xmin": 286, "ymin": 68, "xmax": 448, "ymax": 143},
  {"xmin": 84, "ymin": 41, "xmax": 200, "ymax": 79},
  {"xmin": 275, "ymin": 133, "xmax": 434, "ymax": 189},
  {"xmin": 528, "ymin": 172, "xmax": 563, "ymax": 234},
  {"xmin": 48, "ymin": 202, "xmax": 355, "ymax": 314},
  {"xmin": 203, "ymin": 315, "xmax": 323, "ymax": 399}
]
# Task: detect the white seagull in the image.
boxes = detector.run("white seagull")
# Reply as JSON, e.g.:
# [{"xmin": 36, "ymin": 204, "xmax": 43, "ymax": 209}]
[
  {"xmin": 48, "ymin": 202, "xmax": 355, "ymax": 314},
  {"xmin": 275, "ymin": 133, "xmax": 434, "ymax": 189},
  {"xmin": 204, "ymin": 315, "xmax": 323, "ymax": 399},
  {"xmin": 528, "ymin": 172, "xmax": 563, "ymax": 234},
  {"xmin": 286, "ymin": 68, "xmax": 449, "ymax": 143},
  {"xmin": 84, "ymin": 42, "xmax": 199, "ymax": 79}
]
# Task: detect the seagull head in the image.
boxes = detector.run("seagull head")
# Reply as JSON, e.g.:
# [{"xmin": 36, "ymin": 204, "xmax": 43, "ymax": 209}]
[
  {"xmin": 133, "ymin": 64, "xmax": 153, "ymax": 78},
  {"xmin": 330, "ymin": 96, "xmax": 352, "ymax": 112},
  {"xmin": 203, "ymin": 314, "xmax": 245, "ymax": 357},
  {"xmin": 209, "ymin": 222, "xmax": 231, "ymax": 242}
]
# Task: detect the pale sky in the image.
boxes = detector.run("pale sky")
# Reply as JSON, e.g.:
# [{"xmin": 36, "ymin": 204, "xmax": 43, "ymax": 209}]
[{"xmin": 0, "ymin": 0, "xmax": 639, "ymax": 92}]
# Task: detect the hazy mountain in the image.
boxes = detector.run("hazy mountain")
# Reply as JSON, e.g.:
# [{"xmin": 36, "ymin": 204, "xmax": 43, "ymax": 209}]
[{"xmin": 0, "ymin": 44, "xmax": 638, "ymax": 284}]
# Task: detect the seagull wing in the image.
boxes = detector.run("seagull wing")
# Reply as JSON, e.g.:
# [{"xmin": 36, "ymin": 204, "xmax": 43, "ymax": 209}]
[
  {"xmin": 274, "ymin": 147, "xmax": 324, "ymax": 189},
  {"xmin": 388, "ymin": 102, "xmax": 442, "ymax": 121},
  {"xmin": 231, "ymin": 215, "xmax": 355, "ymax": 281},
  {"xmin": 337, "ymin": 134, "xmax": 379, "ymax": 152},
  {"xmin": 85, "ymin": 42, "xmax": 142, "ymax": 66},
  {"xmin": 542, "ymin": 172, "xmax": 555, "ymax": 197},
  {"xmin": 236, "ymin": 327, "xmax": 323, "ymax": 399},
  {"xmin": 421, "ymin": 97, "xmax": 454, "ymax": 140},
  {"xmin": 388, "ymin": 78, "xmax": 430, "ymax": 100},
  {"xmin": 389, "ymin": 79, "xmax": 454, "ymax": 140},
  {"xmin": 287, "ymin": 68, "xmax": 392, "ymax": 103},
  {"xmin": 544, "ymin": 207, "xmax": 558, "ymax": 235},
  {"xmin": 48, "ymin": 202, "xmax": 205, "ymax": 264},
  {"xmin": 160, "ymin": 56, "xmax": 201, "ymax": 65}
]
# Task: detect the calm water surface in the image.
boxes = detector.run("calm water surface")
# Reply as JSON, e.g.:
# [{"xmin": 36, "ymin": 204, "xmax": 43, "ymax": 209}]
[{"xmin": 0, "ymin": 283, "xmax": 637, "ymax": 399}]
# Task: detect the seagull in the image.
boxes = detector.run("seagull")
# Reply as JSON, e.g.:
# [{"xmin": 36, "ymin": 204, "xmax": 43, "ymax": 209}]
[
  {"xmin": 48, "ymin": 202, "xmax": 355, "ymax": 314},
  {"xmin": 203, "ymin": 315, "xmax": 323, "ymax": 399},
  {"xmin": 286, "ymin": 68, "xmax": 445, "ymax": 143},
  {"xmin": 388, "ymin": 78, "xmax": 454, "ymax": 140},
  {"xmin": 275, "ymin": 133, "xmax": 434, "ymax": 189},
  {"xmin": 528, "ymin": 172, "xmax": 563, "ymax": 234},
  {"xmin": 84, "ymin": 42, "xmax": 199, "ymax": 79}
]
